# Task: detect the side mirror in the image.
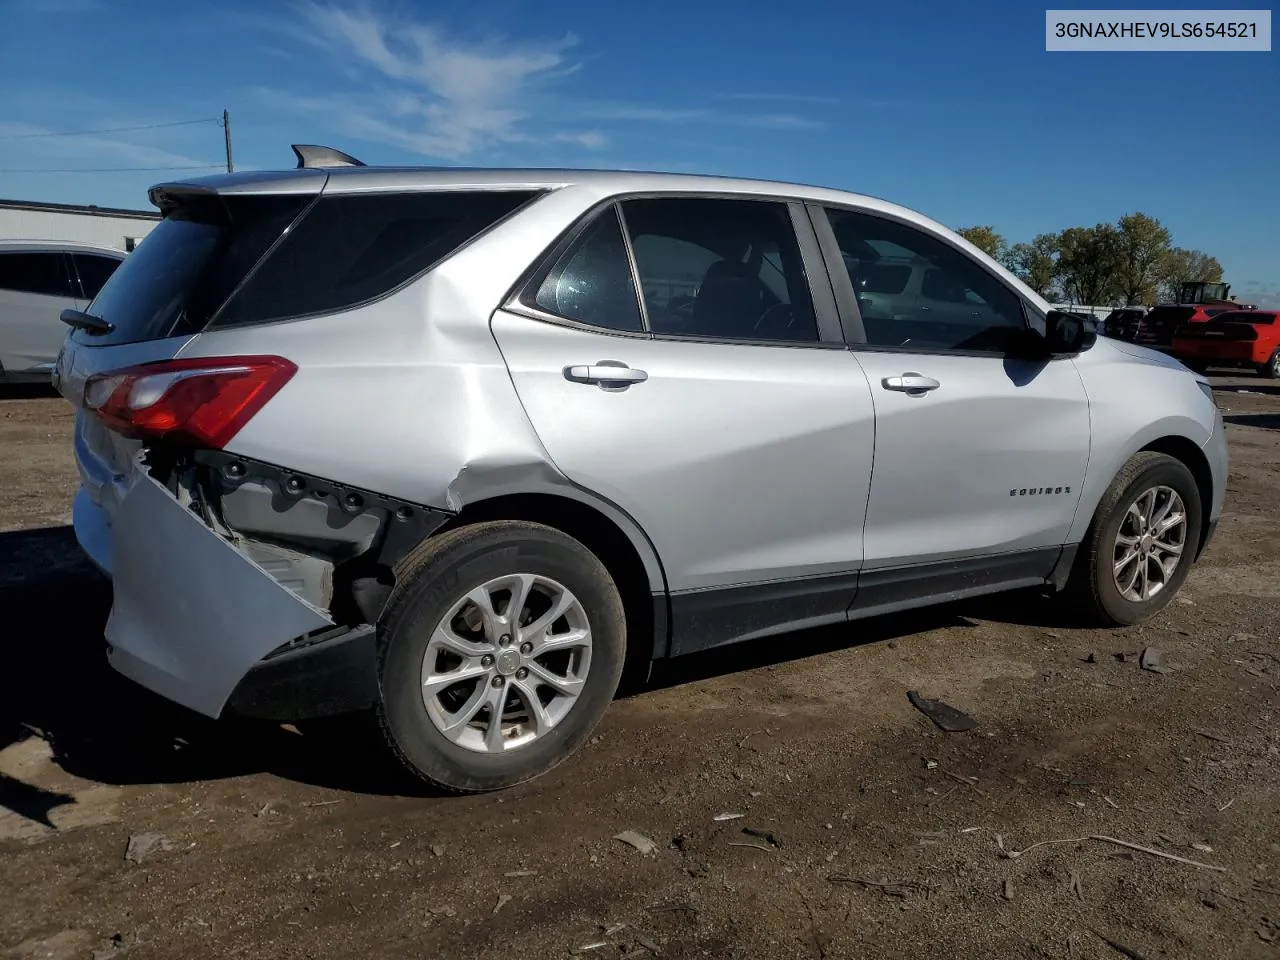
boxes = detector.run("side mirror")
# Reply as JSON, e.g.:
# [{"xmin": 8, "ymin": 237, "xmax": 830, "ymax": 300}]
[{"xmin": 1044, "ymin": 310, "xmax": 1097, "ymax": 356}]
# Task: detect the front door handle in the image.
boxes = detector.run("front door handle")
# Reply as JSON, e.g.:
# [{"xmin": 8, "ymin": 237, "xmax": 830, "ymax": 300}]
[
  {"xmin": 563, "ymin": 360, "xmax": 648, "ymax": 390},
  {"xmin": 882, "ymin": 373, "xmax": 940, "ymax": 395}
]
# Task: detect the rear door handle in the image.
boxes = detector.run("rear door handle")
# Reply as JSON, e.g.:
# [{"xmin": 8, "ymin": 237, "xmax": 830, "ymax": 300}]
[
  {"xmin": 563, "ymin": 361, "xmax": 648, "ymax": 389},
  {"xmin": 882, "ymin": 373, "xmax": 940, "ymax": 394}
]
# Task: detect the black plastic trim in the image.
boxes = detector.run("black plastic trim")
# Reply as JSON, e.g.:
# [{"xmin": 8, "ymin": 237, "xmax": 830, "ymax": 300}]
[
  {"xmin": 849, "ymin": 548, "xmax": 1061, "ymax": 619},
  {"xmin": 1196, "ymin": 517, "xmax": 1219, "ymax": 562},
  {"xmin": 1045, "ymin": 543, "xmax": 1078, "ymax": 591},
  {"xmin": 651, "ymin": 592, "xmax": 671, "ymax": 660},
  {"xmin": 668, "ymin": 572, "xmax": 859, "ymax": 657},
  {"xmin": 665, "ymin": 548, "xmax": 1065, "ymax": 658},
  {"xmin": 190, "ymin": 450, "xmax": 453, "ymax": 572},
  {"xmin": 225, "ymin": 624, "xmax": 377, "ymax": 720}
]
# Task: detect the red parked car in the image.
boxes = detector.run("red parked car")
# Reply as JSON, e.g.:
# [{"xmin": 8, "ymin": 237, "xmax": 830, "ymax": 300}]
[{"xmin": 1172, "ymin": 309, "xmax": 1280, "ymax": 378}]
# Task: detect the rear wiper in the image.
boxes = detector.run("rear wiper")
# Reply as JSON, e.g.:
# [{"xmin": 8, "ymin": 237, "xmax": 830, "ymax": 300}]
[{"xmin": 60, "ymin": 308, "xmax": 114, "ymax": 335}]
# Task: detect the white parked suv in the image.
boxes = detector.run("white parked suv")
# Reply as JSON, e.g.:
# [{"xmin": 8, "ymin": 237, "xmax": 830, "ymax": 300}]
[
  {"xmin": 55, "ymin": 146, "xmax": 1227, "ymax": 792},
  {"xmin": 0, "ymin": 239, "xmax": 123, "ymax": 382}
]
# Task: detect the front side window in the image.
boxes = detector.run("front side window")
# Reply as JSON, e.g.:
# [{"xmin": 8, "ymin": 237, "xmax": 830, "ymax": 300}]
[
  {"xmin": 530, "ymin": 206, "xmax": 643, "ymax": 332},
  {"xmin": 824, "ymin": 208, "xmax": 1026, "ymax": 352},
  {"xmin": 620, "ymin": 198, "xmax": 819, "ymax": 342},
  {"xmin": 0, "ymin": 252, "xmax": 75, "ymax": 298}
]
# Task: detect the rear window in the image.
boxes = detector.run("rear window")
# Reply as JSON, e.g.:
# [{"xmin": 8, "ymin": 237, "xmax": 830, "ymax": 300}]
[
  {"xmin": 76, "ymin": 188, "xmax": 537, "ymax": 345},
  {"xmin": 77, "ymin": 194, "xmax": 310, "ymax": 346},
  {"xmin": 212, "ymin": 190, "xmax": 538, "ymax": 329}
]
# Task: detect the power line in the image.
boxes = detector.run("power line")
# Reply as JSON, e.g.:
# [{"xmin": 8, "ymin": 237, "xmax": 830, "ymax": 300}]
[
  {"xmin": 0, "ymin": 118, "xmax": 221, "ymax": 142},
  {"xmin": 0, "ymin": 164, "xmax": 226, "ymax": 173}
]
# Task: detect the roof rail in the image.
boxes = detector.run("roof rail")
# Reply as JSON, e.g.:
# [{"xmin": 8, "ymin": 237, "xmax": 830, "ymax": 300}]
[{"xmin": 291, "ymin": 144, "xmax": 367, "ymax": 169}]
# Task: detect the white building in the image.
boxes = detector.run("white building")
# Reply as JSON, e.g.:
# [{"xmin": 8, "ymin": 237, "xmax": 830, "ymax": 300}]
[{"xmin": 0, "ymin": 197, "xmax": 159, "ymax": 253}]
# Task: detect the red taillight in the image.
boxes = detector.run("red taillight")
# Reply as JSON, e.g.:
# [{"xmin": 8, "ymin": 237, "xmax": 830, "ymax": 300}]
[{"xmin": 83, "ymin": 355, "xmax": 297, "ymax": 449}]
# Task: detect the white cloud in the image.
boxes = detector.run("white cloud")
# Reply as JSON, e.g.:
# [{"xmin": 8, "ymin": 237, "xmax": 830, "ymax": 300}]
[
  {"xmin": 255, "ymin": 3, "xmax": 823, "ymax": 163},
  {"xmin": 273, "ymin": 2, "xmax": 587, "ymax": 160}
]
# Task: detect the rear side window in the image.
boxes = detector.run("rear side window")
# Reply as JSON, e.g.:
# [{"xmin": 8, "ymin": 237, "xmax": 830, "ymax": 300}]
[
  {"xmin": 72, "ymin": 253, "xmax": 122, "ymax": 299},
  {"xmin": 529, "ymin": 207, "xmax": 643, "ymax": 332},
  {"xmin": 77, "ymin": 194, "xmax": 310, "ymax": 346},
  {"xmin": 0, "ymin": 252, "xmax": 76, "ymax": 297},
  {"xmin": 213, "ymin": 190, "xmax": 537, "ymax": 329},
  {"xmin": 620, "ymin": 197, "xmax": 819, "ymax": 342}
]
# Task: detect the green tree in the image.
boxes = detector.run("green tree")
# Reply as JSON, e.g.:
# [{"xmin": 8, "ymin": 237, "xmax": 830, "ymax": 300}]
[
  {"xmin": 957, "ymin": 225, "xmax": 1007, "ymax": 262},
  {"xmin": 1114, "ymin": 212, "xmax": 1172, "ymax": 305},
  {"xmin": 1055, "ymin": 224, "xmax": 1120, "ymax": 306},
  {"xmin": 1159, "ymin": 247, "xmax": 1224, "ymax": 302},
  {"xmin": 1005, "ymin": 233, "xmax": 1059, "ymax": 297}
]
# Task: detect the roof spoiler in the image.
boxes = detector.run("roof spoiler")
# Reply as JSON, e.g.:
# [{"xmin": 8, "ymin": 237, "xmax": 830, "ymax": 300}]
[{"xmin": 291, "ymin": 144, "xmax": 366, "ymax": 169}]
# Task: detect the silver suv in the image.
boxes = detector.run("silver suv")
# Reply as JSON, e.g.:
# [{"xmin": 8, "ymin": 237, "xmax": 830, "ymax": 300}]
[{"xmin": 55, "ymin": 146, "xmax": 1227, "ymax": 792}]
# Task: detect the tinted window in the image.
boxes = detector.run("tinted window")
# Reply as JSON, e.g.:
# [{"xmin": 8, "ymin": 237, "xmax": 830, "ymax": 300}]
[
  {"xmin": 78, "ymin": 194, "xmax": 310, "ymax": 346},
  {"xmin": 825, "ymin": 209, "xmax": 1025, "ymax": 352},
  {"xmin": 620, "ymin": 198, "xmax": 818, "ymax": 342},
  {"xmin": 1214, "ymin": 311, "xmax": 1275, "ymax": 325},
  {"xmin": 214, "ymin": 190, "xmax": 537, "ymax": 329},
  {"xmin": 72, "ymin": 253, "xmax": 122, "ymax": 299},
  {"xmin": 530, "ymin": 206, "xmax": 642, "ymax": 331},
  {"xmin": 0, "ymin": 252, "xmax": 75, "ymax": 297}
]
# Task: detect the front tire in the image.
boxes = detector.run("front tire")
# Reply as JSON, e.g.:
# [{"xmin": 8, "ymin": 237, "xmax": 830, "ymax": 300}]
[
  {"xmin": 1066, "ymin": 451, "xmax": 1202, "ymax": 626},
  {"xmin": 376, "ymin": 521, "xmax": 626, "ymax": 793}
]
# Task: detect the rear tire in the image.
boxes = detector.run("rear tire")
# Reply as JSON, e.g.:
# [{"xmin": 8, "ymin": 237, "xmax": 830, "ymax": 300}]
[
  {"xmin": 375, "ymin": 521, "xmax": 626, "ymax": 793},
  {"xmin": 1065, "ymin": 451, "xmax": 1202, "ymax": 626},
  {"xmin": 1256, "ymin": 350, "xmax": 1280, "ymax": 379}
]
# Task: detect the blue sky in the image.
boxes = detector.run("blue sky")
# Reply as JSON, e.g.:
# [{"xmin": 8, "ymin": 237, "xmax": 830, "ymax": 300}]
[{"xmin": 1, "ymin": 0, "xmax": 1276, "ymax": 304}]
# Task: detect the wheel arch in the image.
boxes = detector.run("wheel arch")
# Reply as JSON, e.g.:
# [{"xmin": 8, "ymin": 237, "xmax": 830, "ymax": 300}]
[
  {"xmin": 436, "ymin": 491, "xmax": 670, "ymax": 673},
  {"xmin": 1137, "ymin": 434, "xmax": 1215, "ymax": 559}
]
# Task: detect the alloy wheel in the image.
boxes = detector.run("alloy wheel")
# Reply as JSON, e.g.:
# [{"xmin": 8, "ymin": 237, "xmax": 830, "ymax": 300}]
[
  {"xmin": 1112, "ymin": 485, "xmax": 1187, "ymax": 602},
  {"xmin": 420, "ymin": 573, "xmax": 592, "ymax": 753}
]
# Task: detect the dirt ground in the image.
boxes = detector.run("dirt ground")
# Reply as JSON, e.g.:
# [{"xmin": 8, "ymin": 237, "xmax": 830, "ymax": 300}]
[{"xmin": 2, "ymin": 377, "xmax": 1279, "ymax": 960}]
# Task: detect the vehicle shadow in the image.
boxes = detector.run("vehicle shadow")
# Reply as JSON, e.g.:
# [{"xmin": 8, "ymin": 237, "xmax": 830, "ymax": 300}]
[
  {"xmin": 0, "ymin": 525, "xmax": 417, "ymax": 804},
  {"xmin": 0, "ymin": 525, "xmax": 1077, "ymax": 804},
  {"xmin": 1212, "ymin": 382, "xmax": 1280, "ymax": 397},
  {"xmin": 1225, "ymin": 413, "xmax": 1280, "ymax": 431},
  {"xmin": 0, "ymin": 383, "xmax": 59, "ymax": 401}
]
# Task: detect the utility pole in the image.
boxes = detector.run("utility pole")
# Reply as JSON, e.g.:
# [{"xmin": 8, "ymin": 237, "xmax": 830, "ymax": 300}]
[{"xmin": 222, "ymin": 109, "xmax": 234, "ymax": 173}]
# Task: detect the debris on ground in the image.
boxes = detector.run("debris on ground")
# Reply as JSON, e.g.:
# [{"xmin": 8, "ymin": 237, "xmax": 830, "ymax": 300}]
[
  {"xmin": 427, "ymin": 905, "xmax": 457, "ymax": 918},
  {"xmin": 614, "ymin": 830, "xmax": 658, "ymax": 855},
  {"xmin": 254, "ymin": 803, "xmax": 273, "ymax": 818},
  {"xmin": 1093, "ymin": 929, "xmax": 1151, "ymax": 959},
  {"xmin": 727, "ymin": 841, "xmax": 773, "ymax": 853},
  {"xmin": 712, "ymin": 812, "xmax": 744, "ymax": 822},
  {"xmin": 124, "ymin": 832, "xmax": 173, "ymax": 864},
  {"xmin": 635, "ymin": 935, "xmax": 662, "ymax": 955},
  {"xmin": 1004, "ymin": 834, "xmax": 1226, "ymax": 871},
  {"xmin": 430, "ymin": 844, "xmax": 445, "ymax": 857},
  {"xmin": 570, "ymin": 943, "xmax": 608, "ymax": 955},
  {"xmin": 1003, "ymin": 879, "xmax": 1014, "ymax": 900},
  {"xmin": 91, "ymin": 933, "xmax": 127, "ymax": 960},
  {"xmin": 741, "ymin": 826, "xmax": 782, "ymax": 848},
  {"xmin": 1140, "ymin": 647, "xmax": 1172, "ymax": 674},
  {"xmin": 503, "ymin": 869, "xmax": 537, "ymax": 877},
  {"xmin": 1070, "ymin": 870, "xmax": 1084, "ymax": 901},
  {"xmin": 828, "ymin": 875, "xmax": 936, "ymax": 898},
  {"xmin": 1084, "ymin": 651, "xmax": 1100, "ymax": 664},
  {"xmin": 493, "ymin": 893, "xmax": 512, "ymax": 914},
  {"xmin": 906, "ymin": 691, "xmax": 977, "ymax": 732},
  {"xmin": 1194, "ymin": 729, "xmax": 1231, "ymax": 744}
]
